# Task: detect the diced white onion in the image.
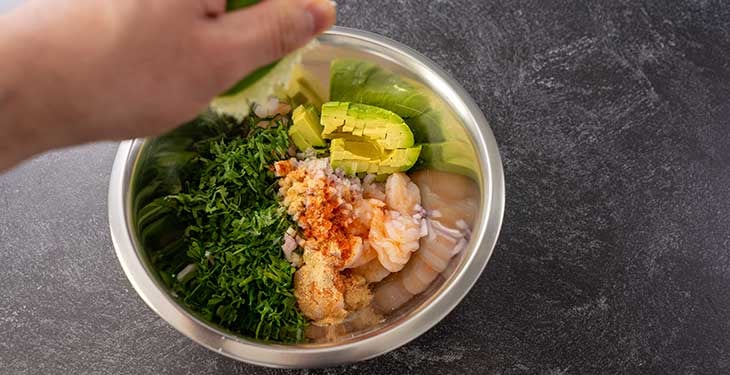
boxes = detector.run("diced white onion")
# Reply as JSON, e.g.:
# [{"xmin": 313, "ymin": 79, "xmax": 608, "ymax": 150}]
[
  {"xmin": 176, "ymin": 264, "xmax": 198, "ymax": 283},
  {"xmin": 419, "ymin": 219, "xmax": 429, "ymax": 237}
]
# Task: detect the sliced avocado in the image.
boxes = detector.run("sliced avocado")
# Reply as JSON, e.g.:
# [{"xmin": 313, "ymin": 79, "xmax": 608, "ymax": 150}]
[
  {"xmin": 289, "ymin": 105, "xmax": 326, "ymax": 152},
  {"xmin": 320, "ymin": 102, "xmax": 350, "ymax": 135},
  {"xmin": 330, "ymin": 138, "xmax": 378, "ymax": 175},
  {"xmin": 287, "ymin": 65, "xmax": 326, "ymax": 108},
  {"xmin": 379, "ymin": 146, "xmax": 422, "ymax": 173},
  {"xmin": 330, "ymin": 138, "xmax": 422, "ymax": 176},
  {"xmin": 330, "ymin": 59, "xmax": 430, "ymax": 118},
  {"xmin": 320, "ymin": 102, "xmax": 415, "ymax": 150},
  {"xmin": 328, "ymin": 59, "xmax": 479, "ymax": 180},
  {"xmin": 419, "ymin": 141, "xmax": 479, "ymax": 181},
  {"xmin": 322, "ymin": 101, "xmax": 421, "ymax": 176}
]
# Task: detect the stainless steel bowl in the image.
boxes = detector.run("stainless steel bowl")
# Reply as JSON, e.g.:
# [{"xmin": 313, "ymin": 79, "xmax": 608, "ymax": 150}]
[{"xmin": 108, "ymin": 27, "xmax": 505, "ymax": 368}]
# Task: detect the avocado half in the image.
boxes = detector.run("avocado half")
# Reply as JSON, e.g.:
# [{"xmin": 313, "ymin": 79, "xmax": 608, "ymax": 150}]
[{"xmin": 328, "ymin": 59, "xmax": 479, "ymax": 180}]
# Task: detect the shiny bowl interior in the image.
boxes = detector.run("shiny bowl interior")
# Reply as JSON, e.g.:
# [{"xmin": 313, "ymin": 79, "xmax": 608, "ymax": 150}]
[{"xmin": 108, "ymin": 27, "xmax": 505, "ymax": 368}]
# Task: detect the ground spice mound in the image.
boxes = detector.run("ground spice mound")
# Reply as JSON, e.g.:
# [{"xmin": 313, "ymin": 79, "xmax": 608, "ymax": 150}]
[
  {"xmin": 276, "ymin": 158, "xmax": 361, "ymax": 268},
  {"xmin": 275, "ymin": 157, "xmax": 374, "ymax": 325},
  {"xmin": 293, "ymin": 249, "xmax": 347, "ymax": 325}
]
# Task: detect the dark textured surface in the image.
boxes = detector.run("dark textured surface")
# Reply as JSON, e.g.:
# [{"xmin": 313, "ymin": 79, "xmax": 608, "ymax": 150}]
[{"xmin": 2, "ymin": 0, "xmax": 730, "ymax": 373}]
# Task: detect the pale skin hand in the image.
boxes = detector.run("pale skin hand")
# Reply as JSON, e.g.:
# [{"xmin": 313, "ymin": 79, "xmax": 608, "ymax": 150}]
[{"xmin": 0, "ymin": 0, "xmax": 336, "ymax": 171}]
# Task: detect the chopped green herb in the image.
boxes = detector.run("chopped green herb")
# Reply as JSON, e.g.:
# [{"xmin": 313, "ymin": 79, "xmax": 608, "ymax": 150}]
[{"xmin": 139, "ymin": 113, "xmax": 306, "ymax": 343}]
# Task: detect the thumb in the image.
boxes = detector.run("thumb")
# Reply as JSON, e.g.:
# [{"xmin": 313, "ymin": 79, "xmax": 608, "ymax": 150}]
[{"xmin": 218, "ymin": 0, "xmax": 336, "ymax": 70}]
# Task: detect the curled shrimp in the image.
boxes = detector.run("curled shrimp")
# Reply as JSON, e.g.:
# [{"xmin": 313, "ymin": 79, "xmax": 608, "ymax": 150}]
[
  {"xmin": 341, "ymin": 236, "xmax": 378, "ymax": 269},
  {"xmin": 366, "ymin": 173, "xmax": 426, "ymax": 273},
  {"xmin": 385, "ymin": 173, "xmax": 421, "ymax": 215},
  {"xmin": 349, "ymin": 198, "xmax": 386, "ymax": 237},
  {"xmin": 341, "ymin": 199, "xmax": 384, "ymax": 270},
  {"xmin": 373, "ymin": 221, "xmax": 466, "ymax": 313},
  {"xmin": 373, "ymin": 170, "xmax": 480, "ymax": 314},
  {"xmin": 411, "ymin": 170, "xmax": 478, "ymax": 228},
  {"xmin": 348, "ymin": 173, "xmax": 426, "ymax": 272},
  {"xmin": 369, "ymin": 208, "xmax": 422, "ymax": 272},
  {"xmin": 353, "ymin": 258, "xmax": 391, "ymax": 283}
]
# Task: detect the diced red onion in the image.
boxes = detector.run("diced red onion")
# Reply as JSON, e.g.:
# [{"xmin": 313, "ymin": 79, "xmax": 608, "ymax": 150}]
[
  {"xmin": 451, "ymin": 238, "xmax": 469, "ymax": 256},
  {"xmin": 430, "ymin": 220, "xmax": 463, "ymax": 239},
  {"xmin": 282, "ymin": 234, "xmax": 297, "ymax": 260}
]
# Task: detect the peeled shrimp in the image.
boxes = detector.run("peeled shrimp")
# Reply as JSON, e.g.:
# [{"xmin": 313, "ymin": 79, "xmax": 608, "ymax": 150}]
[
  {"xmin": 340, "ymin": 236, "xmax": 371, "ymax": 269},
  {"xmin": 367, "ymin": 173, "xmax": 425, "ymax": 273},
  {"xmin": 353, "ymin": 258, "xmax": 391, "ymax": 283},
  {"xmin": 416, "ymin": 225, "xmax": 459, "ymax": 272},
  {"xmin": 343, "ymin": 238, "xmax": 378, "ymax": 269},
  {"xmin": 369, "ymin": 208, "xmax": 422, "ymax": 272},
  {"xmin": 342, "ymin": 199, "xmax": 385, "ymax": 270},
  {"xmin": 373, "ymin": 276, "xmax": 415, "ymax": 313},
  {"xmin": 373, "ymin": 169, "xmax": 480, "ymax": 314},
  {"xmin": 411, "ymin": 170, "xmax": 479, "ymax": 228},
  {"xmin": 400, "ymin": 253, "xmax": 440, "ymax": 295},
  {"xmin": 385, "ymin": 173, "xmax": 421, "ymax": 215},
  {"xmin": 373, "ymin": 222, "xmax": 466, "ymax": 313},
  {"xmin": 410, "ymin": 169, "xmax": 478, "ymax": 202},
  {"xmin": 349, "ymin": 198, "xmax": 386, "ymax": 237},
  {"xmin": 419, "ymin": 185, "xmax": 477, "ymax": 228}
]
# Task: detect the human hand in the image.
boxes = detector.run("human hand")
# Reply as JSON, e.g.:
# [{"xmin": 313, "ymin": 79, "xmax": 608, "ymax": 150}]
[{"xmin": 0, "ymin": 0, "xmax": 336, "ymax": 170}]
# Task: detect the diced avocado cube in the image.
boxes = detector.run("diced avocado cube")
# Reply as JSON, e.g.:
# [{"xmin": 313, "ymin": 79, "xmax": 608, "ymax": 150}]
[
  {"xmin": 320, "ymin": 102, "xmax": 350, "ymax": 135},
  {"xmin": 289, "ymin": 105, "xmax": 326, "ymax": 152}
]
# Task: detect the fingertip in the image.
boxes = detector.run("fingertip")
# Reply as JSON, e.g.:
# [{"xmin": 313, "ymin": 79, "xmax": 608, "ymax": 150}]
[
  {"xmin": 202, "ymin": 0, "xmax": 227, "ymax": 18},
  {"xmin": 306, "ymin": 0, "xmax": 337, "ymax": 34},
  {"xmin": 205, "ymin": 0, "xmax": 337, "ymax": 84}
]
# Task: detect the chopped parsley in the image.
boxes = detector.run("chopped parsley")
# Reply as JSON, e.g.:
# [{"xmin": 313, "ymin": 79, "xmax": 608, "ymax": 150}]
[{"xmin": 139, "ymin": 113, "xmax": 306, "ymax": 343}]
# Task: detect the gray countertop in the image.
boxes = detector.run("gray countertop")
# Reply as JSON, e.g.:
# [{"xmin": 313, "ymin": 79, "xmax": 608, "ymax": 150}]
[{"xmin": 2, "ymin": 0, "xmax": 730, "ymax": 374}]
